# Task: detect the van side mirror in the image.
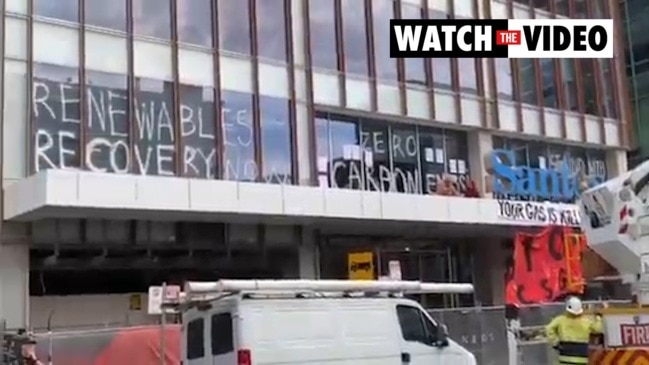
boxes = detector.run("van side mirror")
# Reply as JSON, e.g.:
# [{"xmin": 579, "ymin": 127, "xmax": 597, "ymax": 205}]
[{"xmin": 434, "ymin": 324, "xmax": 449, "ymax": 348}]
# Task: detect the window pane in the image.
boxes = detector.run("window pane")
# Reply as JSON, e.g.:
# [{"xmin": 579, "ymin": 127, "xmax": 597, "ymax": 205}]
[
  {"xmin": 429, "ymin": 11, "xmax": 451, "ymax": 89},
  {"xmin": 134, "ymin": 78, "xmax": 176, "ymax": 175},
  {"xmin": 308, "ymin": 0, "xmax": 337, "ymax": 70},
  {"xmin": 600, "ymin": 60, "xmax": 617, "ymax": 118},
  {"xmin": 178, "ymin": 0, "xmax": 213, "ymax": 47},
  {"xmin": 211, "ymin": 313, "xmax": 234, "ymax": 355},
  {"xmin": 360, "ymin": 121, "xmax": 390, "ymax": 192},
  {"xmin": 85, "ymin": 0, "xmax": 126, "ymax": 31},
  {"xmin": 187, "ymin": 319, "xmax": 205, "ymax": 360},
  {"xmin": 580, "ymin": 60, "xmax": 598, "ymax": 115},
  {"xmin": 256, "ymin": 0, "xmax": 287, "ymax": 61},
  {"xmin": 180, "ymin": 84, "xmax": 217, "ymax": 179},
  {"xmin": 397, "ymin": 305, "xmax": 427, "ymax": 342},
  {"xmin": 34, "ymin": 0, "xmax": 78, "ymax": 22},
  {"xmin": 445, "ymin": 130, "xmax": 470, "ymax": 194},
  {"xmin": 458, "ymin": 59, "xmax": 477, "ymax": 93},
  {"xmin": 419, "ymin": 128, "xmax": 445, "ymax": 194},
  {"xmin": 133, "ymin": 0, "xmax": 171, "ymax": 39},
  {"xmin": 222, "ymin": 90, "xmax": 256, "ymax": 181},
  {"xmin": 519, "ymin": 59, "xmax": 538, "ymax": 105},
  {"xmin": 315, "ymin": 116, "xmax": 330, "ymax": 187},
  {"xmin": 561, "ymin": 60, "xmax": 578, "ymax": 111},
  {"xmin": 373, "ymin": 0, "xmax": 397, "ymax": 80},
  {"xmin": 390, "ymin": 126, "xmax": 420, "ymax": 193},
  {"xmin": 33, "ymin": 64, "xmax": 81, "ymax": 172},
  {"xmin": 86, "ymin": 71, "xmax": 129, "ymax": 174},
  {"xmin": 260, "ymin": 96, "xmax": 292, "ymax": 184},
  {"xmin": 402, "ymin": 3, "xmax": 426, "ymax": 86},
  {"xmin": 341, "ymin": 0, "xmax": 368, "ymax": 76},
  {"xmin": 495, "ymin": 59, "xmax": 513, "ymax": 99},
  {"xmin": 330, "ymin": 117, "xmax": 361, "ymax": 189},
  {"xmin": 219, "ymin": 0, "xmax": 251, "ymax": 55},
  {"xmin": 541, "ymin": 59, "xmax": 557, "ymax": 108}
]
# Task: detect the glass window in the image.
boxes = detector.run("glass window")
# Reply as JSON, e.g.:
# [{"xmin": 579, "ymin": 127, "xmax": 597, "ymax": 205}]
[
  {"xmin": 360, "ymin": 121, "xmax": 390, "ymax": 192},
  {"xmin": 341, "ymin": 0, "xmax": 369, "ymax": 76},
  {"xmin": 218, "ymin": 0, "xmax": 251, "ymax": 55},
  {"xmin": 419, "ymin": 128, "xmax": 445, "ymax": 194},
  {"xmin": 134, "ymin": 78, "xmax": 176, "ymax": 175},
  {"xmin": 308, "ymin": 0, "xmax": 337, "ymax": 70},
  {"xmin": 33, "ymin": 64, "xmax": 81, "ymax": 172},
  {"xmin": 519, "ymin": 59, "xmax": 538, "ymax": 105},
  {"xmin": 561, "ymin": 60, "xmax": 578, "ymax": 111},
  {"xmin": 260, "ymin": 96, "xmax": 292, "ymax": 184},
  {"xmin": 329, "ymin": 117, "xmax": 361, "ymax": 189},
  {"xmin": 315, "ymin": 115, "xmax": 330, "ymax": 187},
  {"xmin": 458, "ymin": 58, "xmax": 478, "ymax": 93},
  {"xmin": 372, "ymin": 0, "xmax": 398, "ymax": 81},
  {"xmin": 211, "ymin": 313, "xmax": 234, "ymax": 355},
  {"xmin": 429, "ymin": 11, "xmax": 451, "ymax": 89},
  {"xmin": 222, "ymin": 90, "xmax": 256, "ymax": 181},
  {"xmin": 541, "ymin": 59, "xmax": 558, "ymax": 108},
  {"xmin": 256, "ymin": 0, "xmax": 287, "ymax": 61},
  {"xmin": 495, "ymin": 59, "xmax": 513, "ymax": 99},
  {"xmin": 85, "ymin": 0, "xmax": 126, "ymax": 31},
  {"xmin": 391, "ymin": 126, "xmax": 420, "ymax": 193},
  {"xmin": 397, "ymin": 305, "xmax": 428, "ymax": 343},
  {"xmin": 445, "ymin": 130, "xmax": 469, "ymax": 194},
  {"xmin": 187, "ymin": 318, "xmax": 205, "ymax": 360},
  {"xmin": 34, "ymin": 0, "xmax": 78, "ymax": 22},
  {"xmin": 180, "ymin": 84, "xmax": 217, "ymax": 179},
  {"xmin": 401, "ymin": 3, "xmax": 426, "ymax": 86},
  {"xmin": 177, "ymin": 0, "xmax": 213, "ymax": 47},
  {"xmin": 579, "ymin": 60, "xmax": 598, "ymax": 115},
  {"xmin": 133, "ymin": 0, "xmax": 171, "ymax": 39},
  {"xmin": 85, "ymin": 71, "xmax": 129, "ymax": 174},
  {"xmin": 600, "ymin": 60, "xmax": 617, "ymax": 118},
  {"xmin": 554, "ymin": 0, "xmax": 570, "ymax": 16}
]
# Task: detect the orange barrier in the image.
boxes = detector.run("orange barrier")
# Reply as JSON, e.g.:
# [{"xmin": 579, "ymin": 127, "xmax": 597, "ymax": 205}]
[{"xmin": 590, "ymin": 349, "xmax": 649, "ymax": 364}]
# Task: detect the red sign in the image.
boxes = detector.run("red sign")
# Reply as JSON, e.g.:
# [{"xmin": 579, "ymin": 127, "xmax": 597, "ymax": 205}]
[{"xmin": 621, "ymin": 324, "xmax": 649, "ymax": 346}]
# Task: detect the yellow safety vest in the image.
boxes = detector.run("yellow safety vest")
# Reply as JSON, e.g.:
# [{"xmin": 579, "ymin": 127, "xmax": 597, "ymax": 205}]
[{"xmin": 545, "ymin": 313, "xmax": 602, "ymax": 365}]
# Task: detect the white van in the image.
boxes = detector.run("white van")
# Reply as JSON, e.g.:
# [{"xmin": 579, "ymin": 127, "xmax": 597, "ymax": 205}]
[{"xmin": 177, "ymin": 280, "xmax": 477, "ymax": 365}]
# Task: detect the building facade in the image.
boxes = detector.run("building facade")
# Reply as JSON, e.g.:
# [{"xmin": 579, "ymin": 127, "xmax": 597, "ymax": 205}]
[
  {"xmin": 620, "ymin": 0, "xmax": 649, "ymax": 163},
  {"xmin": 0, "ymin": 0, "xmax": 631, "ymax": 329}
]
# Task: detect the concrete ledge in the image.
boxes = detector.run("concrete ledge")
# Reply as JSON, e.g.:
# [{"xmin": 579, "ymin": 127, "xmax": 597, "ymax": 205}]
[{"xmin": 4, "ymin": 170, "xmax": 577, "ymax": 227}]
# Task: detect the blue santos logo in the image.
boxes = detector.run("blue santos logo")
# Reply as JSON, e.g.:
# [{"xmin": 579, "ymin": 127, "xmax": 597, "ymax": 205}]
[{"xmin": 490, "ymin": 149, "xmax": 602, "ymax": 202}]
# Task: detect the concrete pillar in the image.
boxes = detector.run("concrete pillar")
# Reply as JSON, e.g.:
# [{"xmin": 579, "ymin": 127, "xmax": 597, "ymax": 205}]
[
  {"xmin": 472, "ymin": 239, "xmax": 507, "ymax": 306},
  {"xmin": 0, "ymin": 243, "xmax": 29, "ymax": 328},
  {"xmin": 298, "ymin": 227, "xmax": 319, "ymax": 279},
  {"xmin": 467, "ymin": 130, "xmax": 493, "ymax": 196},
  {"xmin": 605, "ymin": 149, "xmax": 628, "ymax": 177}
]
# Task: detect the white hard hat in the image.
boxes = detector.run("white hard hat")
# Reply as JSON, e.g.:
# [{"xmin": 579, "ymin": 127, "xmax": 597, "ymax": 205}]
[{"xmin": 566, "ymin": 296, "xmax": 584, "ymax": 315}]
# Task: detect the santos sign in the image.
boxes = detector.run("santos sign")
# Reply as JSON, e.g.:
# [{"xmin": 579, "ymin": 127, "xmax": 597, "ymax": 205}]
[{"xmin": 490, "ymin": 149, "xmax": 604, "ymax": 202}]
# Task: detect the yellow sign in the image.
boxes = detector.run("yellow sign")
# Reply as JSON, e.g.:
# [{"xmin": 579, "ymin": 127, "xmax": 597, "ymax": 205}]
[
  {"xmin": 129, "ymin": 294, "xmax": 142, "ymax": 310},
  {"xmin": 348, "ymin": 252, "xmax": 375, "ymax": 280}
]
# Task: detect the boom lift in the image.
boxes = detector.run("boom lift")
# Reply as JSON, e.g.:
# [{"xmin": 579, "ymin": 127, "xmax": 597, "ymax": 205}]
[{"xmin": 579, "ymin": 159, "xmax": 649, "ymax": 363}]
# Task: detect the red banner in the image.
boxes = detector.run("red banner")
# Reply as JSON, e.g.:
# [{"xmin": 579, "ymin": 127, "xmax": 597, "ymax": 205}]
[{"xmin": 505, "ymin": 226, "xmax": 585, "ymax": 305}]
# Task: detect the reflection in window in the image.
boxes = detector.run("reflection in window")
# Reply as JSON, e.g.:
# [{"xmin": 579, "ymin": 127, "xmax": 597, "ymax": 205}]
[
  {"xmin": 419, "ymin": 128, "xmax": 445, "ymax": 194},
  {"xmin": 458, "ymin": 58, "xmax": 477, "ymax": 93},
  {"xmin": 308, "ymin": 0, "xmax": 337, "ymax": 70},
  {"xmin": 519, "ymin": 59, "xmax": 538, "ymax": 105},
  {"xmin": 329, "ymin": 118, "xmax": 361, "ymax": 189},
  {"xmin": 495, "ymin": 59, "xmax": 513, "ymax": 99},
  {"xmin": 86, "ymin": 71, "xmax": 129, "ymax": 174},
  {"xmin": 218, "ymin": 0, "xmax": 251, "ymax": 55},
  {"xmin": 541, "ymin": 59, "xmax": 557, "ymax": 108},
  {"xmin": 561, "ymin": 60, "xmax": 578, "ymax": 111},
  {"xmin": 554, "ymin": 0, "xmax": 570, "ymax": 15},
  {"xmin": 391, "ymin": 126, "xmax": 420, "ymax": 193},
  {"xmin": 133, "ymin": 0, "xmax": 171, "ymax": 39},
  {"xmin": 34, "ymin": 0, "xmax": 78, "ymax": 22},
  {"xmin": 256, "ymin": 0, "xmax": 287, "ymax": 61},
  {"xmin": 177, "ymin": 0, "xmax": 213, "ymax": 47},
  {"xmin": 260, "ymin": 96, "xmax": 292, "ymax": 184},
  {"xmin": 361, "ymin": 122, "xmax": 390, "ymax": 192},
  {"xmin": 222, "ymin": 90, "xmax": 255, "ymax": 181},
  {"xmin": 580, "ymin": 60, "xmax": 598, "ymax": 115},
  {"xmin": 33, "ymin": 64, "xmax": 81, "ymax": 172},
  {"xmin": 341, "ymin": 0, "xmax": 368, "ymax": 76},
  {"xmin": 85, "ymin": 0, "xmax": 126, "ymax": 30},
  {"xmin": 429, "ymin": 10, "xmax": 451, "ymax": 89},
  {"xmin": 600, "ymin": 60, "xmax": 617, "ymax": 118},
  {"xmin": 372, "ymin": 0, "xmax": 398, "ymax": 80},
  {"xmin": 134, "ymin": 78, "xmax": 176, "ymax": 175},
  {"xmin": 401, "ymin": 3, "xmax": 426, "ymax": 86},
  {"xmin": 180, "ymin": 85, "xmax": 217, "ymax": 179}
]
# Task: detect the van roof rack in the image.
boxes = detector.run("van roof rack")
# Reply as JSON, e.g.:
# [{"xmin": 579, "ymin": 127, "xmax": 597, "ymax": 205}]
[{"xmin": 182, "ymin": 279, "xmax": 473, "ymax": 299}]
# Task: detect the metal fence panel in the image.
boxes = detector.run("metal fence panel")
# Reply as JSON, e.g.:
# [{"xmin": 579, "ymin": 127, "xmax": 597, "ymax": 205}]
[{"xmin": 429, "ymin": 306, "xmax": 509, "ymax": 365}]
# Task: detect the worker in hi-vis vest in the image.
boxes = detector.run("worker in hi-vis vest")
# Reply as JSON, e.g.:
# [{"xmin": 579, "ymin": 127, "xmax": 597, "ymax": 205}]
[{"xmin": 545, "ymin": 296, "xmax": 603, "ymax": 365}]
